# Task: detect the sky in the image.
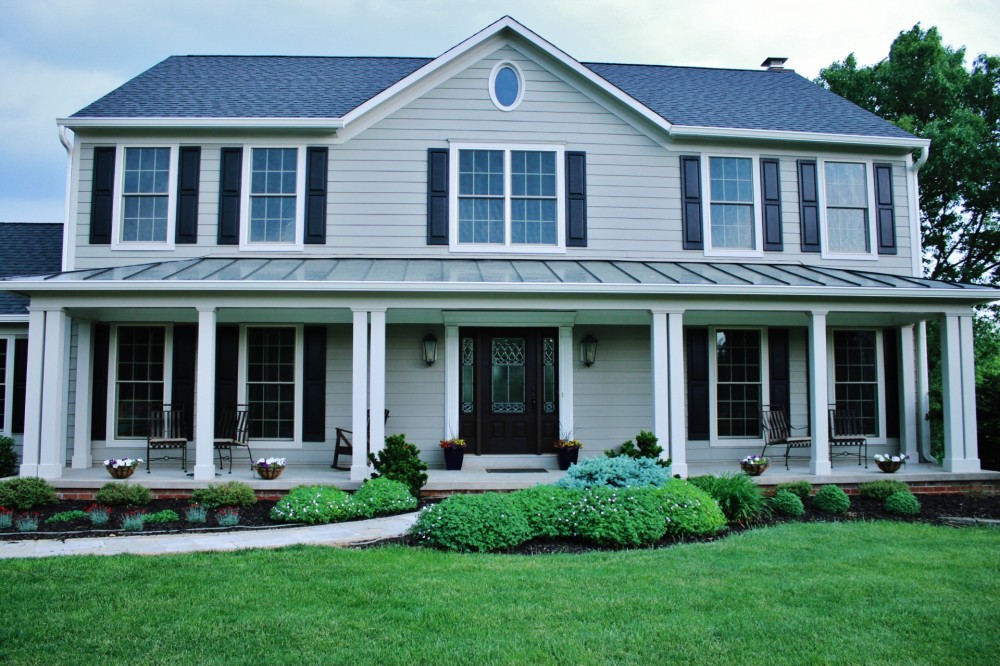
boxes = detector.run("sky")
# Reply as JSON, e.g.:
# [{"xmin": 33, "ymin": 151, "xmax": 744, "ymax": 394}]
[{"xmin": 1, "ymin": 0, "xmax": 997, "ymax": 224}]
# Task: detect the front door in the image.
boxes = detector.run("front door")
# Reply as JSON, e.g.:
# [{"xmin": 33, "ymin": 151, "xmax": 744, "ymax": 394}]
[{"xmin": 458, "ymin": 328, "xmax": 559, "ymax": 455}]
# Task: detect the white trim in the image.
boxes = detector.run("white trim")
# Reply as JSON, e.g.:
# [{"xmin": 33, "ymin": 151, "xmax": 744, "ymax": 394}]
[
  {"xmin": 110, "ymin": 144, "xmax": 179, "ymax": 251},
  {"xmin": 707, "ymin": 326, "xmax": 769, "ymax": 447},
  {"xmin": 0, "ymin": 336, "xmax": 12, "ymax": 435},
  {"xmin": 906, "ymin": 152, "xmax": 924, "ymax": 278},
  {"xmin": 669, "ymin": 125, "xmax": 929, "ymax": 151},
  {"xmin": 488, "ymin": 61, "xmax": 525, "ymax": 111},
  {"xmin": 701, "ymin": 153, "xmax": 765, "ymax": 258},
  {"xmin": 59, "ymin": 117, "xmax": 345, "ymax": 130},
  {"xmin": 444, "ymin": 326, "xmax": 460, "ymax": 440},
  {"xmin": 558, "ymin": 325, "xmax": 574, "ymax": 443},
  {"xmin": 239, "ymin": 145, "xmax": 308, "ymax": 252},
  {"xmin": 448, "ymin": 142, "xmax": 566, "ymax": 253},
  {"xmin": 826, "ymin": 327, "xmax": 888, "ymax": 444},
  {"xmin": 60, "ymin": 127, "xmax": 75, "ymax": 271},
  {"xmin": 818, "ymin": 159, "xmax": 879, "ymax": 261},
  {"xmin": 193, "ymin": 307, "xmax": 217, "ymax": 481},
  {"xmin": 442, "ymin": 311, "xmax": 577, "ymax": 326}
]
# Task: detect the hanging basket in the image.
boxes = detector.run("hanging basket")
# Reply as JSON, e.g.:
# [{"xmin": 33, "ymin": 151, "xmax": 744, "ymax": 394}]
[
  {"xmin": 106, "ymin": 465, "xmax": 136, "ymax": 479},
  {"xmin": 740, "ymin": 462, "xmax": 769, "ymax": 477},
  {"xmin": 254, "ymin": 465, "xmax": 284, "ymax": 480},
  {"xmin": 875, "ymin": 460, "xmax": 903, "ymax": 474}
]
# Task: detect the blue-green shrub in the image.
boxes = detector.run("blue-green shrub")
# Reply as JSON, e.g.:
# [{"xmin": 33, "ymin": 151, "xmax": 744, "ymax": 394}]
[
  {"xmin": 351, "ymin": 477, "xmax": 417, "ymax": 518},
  {"xmin": 813, "ymin": 484, "xmax": 851, "ymax": 515},
  {"xmin": 557, "ymin": 456, "xmax": 672, "ymax": 490},
  {"xmin": 409, "ymin": 492, "xmax": 532, "ymax": 553},
  {"xmin": 270, "ymin": 485, "xmax": 355, "ymax": 524},
  {"xmin": 771, "ymin": 490, "xmax": 806, "ymax": 518},
  {"xmin": 649, "ymin": 480, "xmax": 727, "ymax": 536},
  {"xmin": 885, "ymin": 491, "xmax": 921, "ymax": 516},
  {"xmin": 688, "ymin": 473, "xmax": 769, "ymax": 523}
]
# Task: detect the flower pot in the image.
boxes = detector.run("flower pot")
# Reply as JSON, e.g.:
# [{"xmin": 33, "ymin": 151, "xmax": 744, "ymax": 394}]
[
  {"xmin": 740, "ymin": 462, "xmax": 768, "ymax": 476},
  {"xmin": 106, "ymin": 465, "xmax": 136, "ymax": 479},
  {"xmin": 557, "ymin": 447, "xmax": 580, "ymax": 471},
  {"xmin": 254, "ymin": 465, "xmax": 284, "ymax": 480},
  {"xmin": 876, "ymin": 460, "xmax": 903, "ymax": 474},
  {"xmin": 443, "ymin": 447, "xmax": 464, "ymax": 471}
]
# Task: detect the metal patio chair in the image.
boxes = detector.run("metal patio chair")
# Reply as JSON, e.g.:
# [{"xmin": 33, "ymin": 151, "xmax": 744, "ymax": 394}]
[
  {"xmin": 147, "ymin": 405, "xmax": 189, "ymax": 473},
  {"xmin": 760, "ymin": 407, "xmax": 812, "ymax": 470},
  {"xmin": 828, "ymin": 407, "xmax": 868, "ymax": 468},
  {"xmin": 214, "ymin": 405, "xmax": 254, "ymax": 475}
]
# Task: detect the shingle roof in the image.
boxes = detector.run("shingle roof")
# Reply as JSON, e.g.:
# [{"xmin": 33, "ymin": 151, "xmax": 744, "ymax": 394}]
[
  {"xmin": 0, "ymin": 223, "xmax": 64, "ymax": 316},
  {"xmin": 70, "ymin": 55, "xmax": 913, "ymax": 140}
]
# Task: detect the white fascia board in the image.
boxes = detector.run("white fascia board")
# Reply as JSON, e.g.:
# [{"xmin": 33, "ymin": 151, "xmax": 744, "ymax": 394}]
[
  {"xmin": 0, "ymin": 315, "xmax": 29, "ymax": 323},
  {"xmin": 57, "ymin": 117, "xmax": 345, "ymax": 131},
  {"xmin": 669, "ymin": 125, "xmax": 930, "ymax": 151}
]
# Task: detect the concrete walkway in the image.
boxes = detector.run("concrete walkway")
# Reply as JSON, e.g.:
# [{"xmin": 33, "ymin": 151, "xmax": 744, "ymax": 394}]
[{"xmin": 0, "ymin": 511, "xmax": 419, "ymax": 559}]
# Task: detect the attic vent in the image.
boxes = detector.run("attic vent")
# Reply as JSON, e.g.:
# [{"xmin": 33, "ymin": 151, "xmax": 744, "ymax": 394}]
[{"xmin": 760, "ymin": 57, "xmax": 788, "ymax": 71}]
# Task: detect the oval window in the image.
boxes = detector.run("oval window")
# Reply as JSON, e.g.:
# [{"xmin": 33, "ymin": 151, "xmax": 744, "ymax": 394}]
[{"xmin": 491, "ymin": 63, "xmax": 522, "ymax": 110}]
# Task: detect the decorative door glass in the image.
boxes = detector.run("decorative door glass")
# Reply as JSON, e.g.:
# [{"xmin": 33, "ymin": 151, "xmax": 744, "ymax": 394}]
[
  {"xmin": 491, "ymin": 337, "xmax": 525, "ymax": 414},
  {"xmin": 461, "ymin": 336, "xmax": 475, "ymax": 414},
  {"xmin": 542, "ymin": 336, "xmax": 556, "ymax": 413}
]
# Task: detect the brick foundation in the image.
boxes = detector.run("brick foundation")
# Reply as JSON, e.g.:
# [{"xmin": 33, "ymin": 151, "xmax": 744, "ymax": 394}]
[{"xmin": 56, "ymin": 489, "xmax": 287, "ymax": 502}]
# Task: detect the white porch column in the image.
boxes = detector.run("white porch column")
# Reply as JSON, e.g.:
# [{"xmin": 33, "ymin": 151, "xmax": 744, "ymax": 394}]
[
  {"xmin": 916, "ymin": 321, "xmax": 932, "ymax": 461},
  {"xmin": 808, "ymin": 310, "xmax": 831, "ymax": 475},
  {"xmin": 666, "ymin": 311, "xmax": 687, "ymax": 477},
  {"xmin": 19, "ymin": 309, "xmax": 46, "ymax": 477},
  {"xmin": 941, "ymin": 314, "xmax": 980, "ymax": 472},
  {"xmin": 38, "ymin": 309, "xmax": 68, "ymax": 479},
  {"xmin": 898, "ymin": 324, "xmax": 919, "ymax": 463},
  {"xmin": 71, "ymin": 320, "xmax": 94, "ymax": 469},
  {"xmin": 192, "ymin": 307, "xmax": 217, "ymax": 481},
  {"xmin": 444, "ymin": 326, "xmax": 459, "ymax": 439},
  {"xmin": 368, "ymin": 309, "xmax": 386, "ymax": 465},
  {"xmin": 650, "ymin": 312, "xmax": 669, "ymax": 466},
  {"xmin": 558, "ymin": 325, "xmax": 574, "ymax": 440},
  {"xmin": 350, "ymin": 309, "xmax": 369, "ymax": 481}
]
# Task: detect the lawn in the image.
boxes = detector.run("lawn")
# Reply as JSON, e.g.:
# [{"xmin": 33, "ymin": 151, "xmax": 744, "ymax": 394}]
[{"xmin": 1, "ymin": 522, "xmax": 997, "ymax": 665}]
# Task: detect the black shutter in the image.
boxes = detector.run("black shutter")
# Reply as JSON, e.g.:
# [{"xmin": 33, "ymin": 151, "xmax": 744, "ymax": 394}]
[
  {"xmin": 302, "ymin": 326, "xmax": 327, "ymax": 442},
  {"xmin": 680, "ymin": 156, "xmax": 704, "ymax": 250},
  {"xmin": 427, "ymin": 148, "xmax": 449, "ymax": 245},
  {"xmin": 217, "ymin": 148, "xmax": 242, "ymax": 245},
  {"xmin": 797, "ymin": 160, "xmax": 821, "ymax": 252},
  {"xmin": 90, "ymin": 325, "xmax": 110, "ymax": 440},
  {"xmin": 11, "ymin": 339, "xmax": 28, "ymax": 435},
  {"xmin": 214, "ymin": 326, "xmax": 239, "ymax": 437},
  {"xmin": 305, "ymin": 147, "xmax": 328, "ymax": 244},
  {"xmin": 768, "ymin": 328, "xmax": 790, "ymax": 417},
  {"xmin": 565, "ymin": 151, "xmax": 587, "ymax": 247},
  {"xmin": 874, "ymin": 163, "xmax": 897, "ymax": 255},
  {"xmin": 171, "ymin": 325, "xmax": 197, "ymax": 440},
  {"xmin": 686, "ymin": 328, "xmax": 710, "ymax": 440},
  {"xmin": 883, "ymin": 327, "xmax": 900, "ymax": 438},
  {"xmin": 90, "ymin": 147, "xmax": 115, "ymax": 245},
  {"xmin": 761, "ymin": 158, "xmax": 783, "ymax": 251},
  {"xmin": 175, "ymin": 147, "xmax": 201, "ymax": 244}
]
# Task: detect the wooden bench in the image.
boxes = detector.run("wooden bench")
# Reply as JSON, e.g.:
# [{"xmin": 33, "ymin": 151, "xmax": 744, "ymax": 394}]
[
  {"xmin": 760, "ymin": 408, "xmax": 811, "ymax": 470},
  {"xmin": 332, "ymin": 409, "xmax": 390, "ymax": 470},
  {"xmin": 828, "ymin": 408, "xmax": 868, "ymax": 468}
]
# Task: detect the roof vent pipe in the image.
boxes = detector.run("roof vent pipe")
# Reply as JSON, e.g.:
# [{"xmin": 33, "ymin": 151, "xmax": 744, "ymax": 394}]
[{"xmin": 760, "ymin": 57, "xmax": 788, "ymax": 71}]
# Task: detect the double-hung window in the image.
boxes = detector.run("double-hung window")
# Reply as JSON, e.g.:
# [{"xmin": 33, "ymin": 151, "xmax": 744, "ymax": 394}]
[
  {"xmin": 113, "ymin": 146, "xmax": 177, "ymax": 248},
  {"xmin": 115, "ymin": 326, "xmax": 166, "ymax": 438},
  {"xmin": 242, "ymin": 147, "xmax": 306, "ymax": 249},
  {"xmin": 714, "ymin": 329, "xmax": 763, "ymax": 438},
  {"xmin": 832, "ymin": 330, "xmax": 880, "ymax": 436},
  {"xmin": 246, "ymin": 327, "xmax": 296, "ymax": 439},
  {"xmin": 450, "ymin": 144, "xmax": 565, "ymax": 250},
  {"xmin": 823, "ymin": 162, "xmax": 873, "ymax": 256},
  {"xmin": 0, "ymin": 339, "xmax": 7, "ymax": 432},
  {"xmin": 703, "ymin": 155, "xmax": 763, "ymax": 256}
]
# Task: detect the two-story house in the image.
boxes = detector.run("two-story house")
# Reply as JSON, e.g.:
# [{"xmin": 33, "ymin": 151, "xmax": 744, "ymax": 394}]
[{"xmin": 7, "ymin": 17, "xmax": 996, "ymax": 483}]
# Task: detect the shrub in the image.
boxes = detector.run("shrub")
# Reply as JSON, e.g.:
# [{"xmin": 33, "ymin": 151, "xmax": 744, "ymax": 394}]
[
  {"xmin": 813, "ymin": 485, "xmax": 851, "ymax": 515},
  {"xmin": 512, "ymin": 485, "xmax": 578, "ymax": 539},
  {"xmin": 771, "ymin": 490, "xmax": 805, "ymax": 518},
  {"xmin": 409, "ymin": 492, "xmax": 532, "ymax": 553},
  {"xmin": 185, "ymin": 504, "xmax": 207, "ymax": 524},
  {"xmin": 95, "ymin": 482, "xmax": 151, "ymax": 507},
  {"xmin": 688, "ymin": 473, "xmax": 769, "ymax": 523},
  {"xmin": 0, "ymin": 477, "xmax": 59, "ymax": 510},
  {"xmin": 369, "ymin": 434, "xmax": 428, "ymax": 499},
  {"xmin": 119, "ymin": 511, "xmax": 146, "ymax": 531},
  {"xmin": 44, "ymin": 510, "xmax": 90, "ymax": 524},
  {"xmin": 191, "ymin": 481, "xmax": 257, "ymax": 508},
  {"xmin": 557, "ymin": 456, "xmax": 673, "ymax": 490},
  {"xmin": 0, "ymin": 507, "xmax": 12, "ymax": 529},
  {"xmin": 567, "ymin": 486, "xmax": 668, "ymax": 548},
  {"xmin": 649, "ymin": 480, "xmax": 727, "ymax": 536},
  {"xmin": 144, "ymin": 509, "xmax": 180, "ymax": 524},
  {"xmin": 774, "ymin": 480, "xmax": 812, "ymax": 500},
  {"xmin": 216, "ymin": 508, "xmax": 241, "ymax": 527},
  {"xmin": 885, "ymin": 491, "xmax": 921, "ymax": 516},
  {"xmin": 270, "ymin": 485, "xmax": 356, "ymax": 524},
  {"xmin": 0, "ymin": 435, "xmax": 18, "ymax": 478},
  {"xmin": 858, "ymin": 480, "xmax": 910, "ymax": 501},
  {"xmin": 604, "ymin": 430, "xmax": 670, "ymax": 467},
  {"xmin": 87, "ymin": 504, "xmax": 110, "ymax": 526},
  {"xmin": 351, "ymin": 477, "xmax": 417, "ymax": 518},
  {"xmin": 16, "ymin": 513, "xmax": 39, "ymax": 532}
]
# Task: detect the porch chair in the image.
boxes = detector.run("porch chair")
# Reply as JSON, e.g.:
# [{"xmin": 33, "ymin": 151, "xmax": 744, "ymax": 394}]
[
  {"xmin": 760, "ymin": 407, "xmax": 812, "ymax": 470},
  {"xmin": 828, "ymin": 407, "xmax": 868, "ymax": 468},
  {"xmin": 214, "ymin": 405, "xmax": 254, "ymax": 475},
  {"xmin": 332, "ymin": 409, "xmax": 390, "ymax": 470},
  {"xmin": 146, "ymin": 405, "xmax": 189, "ymax": 473}
]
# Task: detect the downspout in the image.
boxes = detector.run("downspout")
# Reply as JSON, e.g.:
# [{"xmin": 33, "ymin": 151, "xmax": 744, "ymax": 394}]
[
  {"xmin": 909, "ymin": 142, "xmax": 934, "ymax": 462},
  {"xmin": 58, "ymin": 125, "xmax": 74, "ymax": 271}
]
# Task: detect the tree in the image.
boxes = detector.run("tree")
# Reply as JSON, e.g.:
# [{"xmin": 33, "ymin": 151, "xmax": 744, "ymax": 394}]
[{"xmin": 817, "ymin": 25, "xmax": 1000, "ymax": 286}]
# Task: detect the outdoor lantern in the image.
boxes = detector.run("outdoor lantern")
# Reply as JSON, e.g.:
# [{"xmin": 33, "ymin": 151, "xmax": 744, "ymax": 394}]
[
  {"xmin": 422, "ymin": 333, "xmax": 438, "ymax": 366},
  {"xmin": 580, "ymin": 334, "xmax": 598, "ymax": 367}
]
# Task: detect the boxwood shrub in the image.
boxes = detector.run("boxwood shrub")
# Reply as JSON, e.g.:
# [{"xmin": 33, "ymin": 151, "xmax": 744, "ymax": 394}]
[
  {"xmin": 0, "ymin": 477, "xmax": 59, "ymax": 510},
  {"xmin": 813, "ymin": 484, "xmax": 851, "ymax": 515},
  {"xmin": 884, "ymin": 491, "xmax": 921, "ymax": 516},
  {"xmin": 773, "ymin": 480, "xmax": 812, "ymax": 500},
  {"xmin": 556, "ymin": 456, "xmax": 672, "ymax": 490},
  {"xmin": 857, "ymin": 480, "xmax": 910, "ymax": 501},
  {"xmin": 688, "ymin": 473, "xmax": 769, "ymax": 523},
  {"xmin": 409, "ymin": 492, "xmax": 532, "ymax": 553},
  {"xmin": 191, "ymin": 481, "xmax": 257, "ymax": 508},
  {"xmin": 771, "ymin": 490, "xmax": 806, "ymax": 518},
  {"xmin": 95, "ymin": 482, "xmax": 151, "ymax": 507}
]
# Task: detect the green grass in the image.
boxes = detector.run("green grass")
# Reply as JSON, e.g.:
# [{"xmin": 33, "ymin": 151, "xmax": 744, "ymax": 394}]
[{"xmin": 1, "ymin": 522, "xmax": 998, "ymax": 665}]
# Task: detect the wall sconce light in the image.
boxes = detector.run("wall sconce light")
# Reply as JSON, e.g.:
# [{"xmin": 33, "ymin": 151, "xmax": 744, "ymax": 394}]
[
  {"xmin": 422, "ymin": 333, "xmax": 438, "ymax": 366},
  {"xmin": 580, "ymin": 334, "xmax": 598, "ymax": 367}
]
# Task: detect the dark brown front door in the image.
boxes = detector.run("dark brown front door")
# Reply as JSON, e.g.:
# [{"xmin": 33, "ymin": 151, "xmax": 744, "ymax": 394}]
[{"xmin": 458, "ymin": 328, "xmax": 559, "ymax": 455}]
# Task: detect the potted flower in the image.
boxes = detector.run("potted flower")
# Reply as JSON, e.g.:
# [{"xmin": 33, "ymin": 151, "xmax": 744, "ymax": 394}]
[
  {"xmin": 553, "ymin": 438, "xmax": 583, "ymax": 470},
  {"xmin": 874, "ymin": 453, "xmax": 908, "ymax": 473},
  {"xmin": 740, "ymin": 455, "xmax": 769, "ymax": 476},
  {"xmin": 251, "ymin": 457, "xmax": 286, "ymax": 480},
  {"xmin": 440, "ymin": 438, "xmax": 466, "ymax": 471},
  {"xmin": 104, "ymin": 457, "xmax": 143, "ymax": 479}
]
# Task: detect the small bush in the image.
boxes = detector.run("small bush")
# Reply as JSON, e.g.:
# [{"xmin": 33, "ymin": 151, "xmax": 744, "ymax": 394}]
[
  {"xmin": 191, "ymin": 481, "xmax": 257, "ymax": 508},
  {"xmin": 813, "ymin": 485, "xmax": 851, "ymax": 515},
  {"xmin": 649, "ymin": 480, "xmax": 727, "ymax": 536},
  {"xmin": 604, "ymin": 430, "xmax": 670, "ymax": 467},
  {"xmin": 119, "ymin": 511, "xmax": 146, "ymax": 531},
  {"xmin": 771, "ymin": 490, "xmax": 806, "ymax": 518},
  {"xmin": 351, "ymin": 477, "xmax": 417, "ymax": 518},
  {"xmin": 0, "ymin": 435, "xmax": 18, "ymax": 478},
  {"xmin": 44, "ymin": 510, "xmax": 89, "ymax": 524},
  {"xmin": 0, "ymin": 477, "xmax": 58, "ymax": 510},
  {"xmin": 270, "ymin": 485, "xmax": 355, "ymax": 524},
  {"xmin": 0, "ymin": 507, "xmax": 12, "ymax": 529},
  {"xmin": 369, "ymin": 434, "xmax": 428, "ymax": 499},
  {"xmin": 688, "ymin": 473, "xmax": 769, "ymax": 523},
  {"xmin": 87, "ymin": 504, "xmax": 110, "ymax": 526},
  {"xmin": 185, "ymin": 504, "xmax": 207, "ymax": 524},
  {"xmin": 557, "ymin": 456, "xmax": 673, "ymax": 490},
  {"xmin": 858, "ymin": 480, "xmax": 910, "ymax": 501},
  {"xmin": 885, "ymin": 491, "xmax": 921, "ymax": 516},
  {"xmin": 512, "ymin": 485, "xmax": 578, "ymax": 539},
  {"xmin": 16, "ymin": 513, "xmax": 39, "ymax": 532},
  {"xmin": 95, "ymin": 482, "xmax": 151, "ymax": 507},
  {"xmin": 409, "ymin": 492, "xmax": 532, "ymax": 553},
  {"xmin": 567, "ymin": 486, "xmax": 667, "ymax": 548},
  {"xmin": 774, "ymin": 480, "xmax": 812, "ymax": 500},
  {"xmin": 216, "ymin": 508, "xmax": 241, "ymax": 527},
  {"xmin": 144, "ymin": 509, "xmax": 180, "ymax": 524}
]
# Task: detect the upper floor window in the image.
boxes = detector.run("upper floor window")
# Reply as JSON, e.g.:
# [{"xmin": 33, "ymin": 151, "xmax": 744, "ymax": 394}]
[
  {"xmin": 489, "ymin": 62, "xmax": 524, "ymax": 111},
  {"xmin": 110, "ymin": 146, "xmax": 178, "ymax": 249},
  {"xmin": 241, "ymin": 146, "xmax": 306, "ymax": 250},
  {"xmin": 450, "ymin": 144, "xmax": 565, "ymax": 251},
  {"xmin": 0, "ymin": 338, "xmax": 7, "ymax": 432},
  {"xmin": 824, "ymin": 162, "xmax": 870, "ymax": 255},
  {"xmin": 709, "ymin": 157, "xmax": 755, "ymax": 250}
]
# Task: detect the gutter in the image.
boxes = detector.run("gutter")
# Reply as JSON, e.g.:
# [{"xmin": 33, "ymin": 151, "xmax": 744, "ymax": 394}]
[
  {"xmin": 911, "ymin": 143, "xmax": 930, "ymax": 172},
  {"xmin": 58, "ymin": 125, "xmax": 74, "ymax": 271}
]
